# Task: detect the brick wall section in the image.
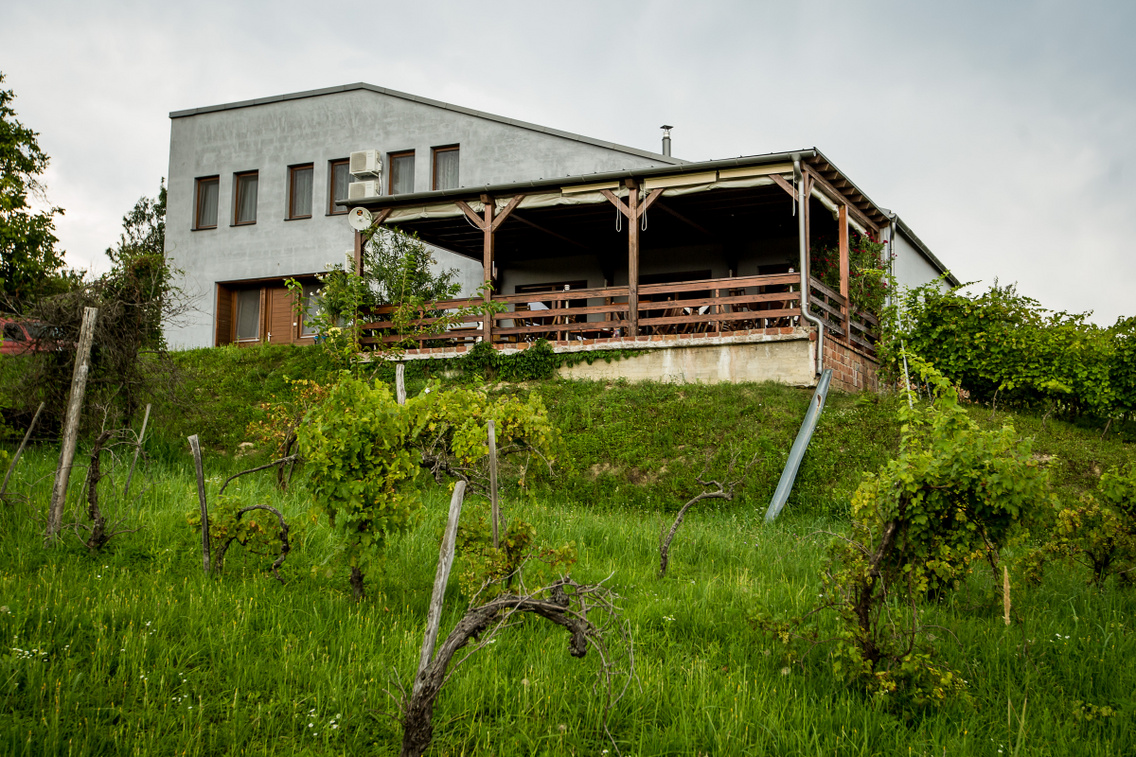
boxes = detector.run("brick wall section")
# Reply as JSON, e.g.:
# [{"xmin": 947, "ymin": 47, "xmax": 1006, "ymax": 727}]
[{"xmin": 823, "ymin": 338, "xmax": 880, "ymax": 393}]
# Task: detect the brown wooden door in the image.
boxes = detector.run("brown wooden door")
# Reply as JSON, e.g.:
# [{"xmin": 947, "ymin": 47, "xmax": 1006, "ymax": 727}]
[{"xmin": 266, "ymin": 286, "xmax": 297, "ymax": 344}]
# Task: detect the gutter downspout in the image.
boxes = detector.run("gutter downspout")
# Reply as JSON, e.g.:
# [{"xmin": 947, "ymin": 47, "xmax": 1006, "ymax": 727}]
[{"xmin": 794, "ymin": 156, "xmax": 824, "ymax": 375}]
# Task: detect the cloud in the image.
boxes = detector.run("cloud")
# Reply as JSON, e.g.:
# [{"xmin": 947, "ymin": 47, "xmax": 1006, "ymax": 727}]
[{"xmin": 2, "ymin": 0, "xmax": 1132, "ymax": 322}]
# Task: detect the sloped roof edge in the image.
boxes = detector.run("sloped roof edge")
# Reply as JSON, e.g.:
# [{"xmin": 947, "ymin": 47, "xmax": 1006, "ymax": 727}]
[{"xmin": 169, "ymin": 82, "xmax": 684, "ymax": 165}]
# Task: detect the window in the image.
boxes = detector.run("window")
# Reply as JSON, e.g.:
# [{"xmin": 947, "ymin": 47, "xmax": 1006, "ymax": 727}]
[
  {"xmin": 288, "ymin": 164, "xmax": 313, "ymax": 219},
  {"xmin": 432, "ymin": 145, "xmax": 459, "ymax": 190},
  {"xmin": 235, "ymin": 289, "xmax": 260, "ymax": 341},
  {"xmin": 388, "ymin": 151, "xmax": 415, "ymax": 195},
  {"xmin": 329, "ymin": 159, "xmax": 350, "ymax": 214},
  {"xmin": 300, "ymin": 282, "xmax": 322, "ymax": 337},
  {"xmin": 195, "ymin": 176, "xmax": 219, "ymax": 229},
  {"xmin": 233, "ymin": 171, "xmax": 258, "ymax": 225}
]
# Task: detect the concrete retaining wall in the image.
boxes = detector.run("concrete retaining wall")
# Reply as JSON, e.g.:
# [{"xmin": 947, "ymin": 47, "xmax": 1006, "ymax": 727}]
[{"xmin": 557, "ymin": 337, "xmax": 816, "ymax": 385}]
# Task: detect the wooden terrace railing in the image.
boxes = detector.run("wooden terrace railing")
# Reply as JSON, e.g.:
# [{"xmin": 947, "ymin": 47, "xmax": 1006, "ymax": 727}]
[
  {"xmin": 807, "ymin": 279, "xmax": 880, "ymax": 354},
  {"xmin": 356, "ymin": 273, "xmax": 876, "ymax": 355}
]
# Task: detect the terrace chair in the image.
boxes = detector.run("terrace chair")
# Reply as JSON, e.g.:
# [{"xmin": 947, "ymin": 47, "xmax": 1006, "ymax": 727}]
[{"xmin": 726, "ymin": 288, "xmax": 757, "ymax": 331}]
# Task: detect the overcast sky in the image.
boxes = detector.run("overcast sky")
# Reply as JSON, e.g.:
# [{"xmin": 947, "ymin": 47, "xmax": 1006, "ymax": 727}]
[{"xmin": 3, "ymin": 0, "xmax": 1133, "ymax": 324}]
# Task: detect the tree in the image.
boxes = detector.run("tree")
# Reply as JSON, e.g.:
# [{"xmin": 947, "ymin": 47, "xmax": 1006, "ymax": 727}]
[
  {"xmin": 25, "ymin": 181, "xmax": 180, "ymax": 427},
  {"xmin": 0, "ymin": 72, "xmax": 70, "ymax": 312},
  {"xmin": 289, "ymin": 226, "xmax": 492, "ymax": 369},
  {"xmin": 364, "ymin": 226, "xmax": 460, "ymax": 306},
  {"xmin": 107, "ymin": 178, "xmax": 165, "ymax": 262}
]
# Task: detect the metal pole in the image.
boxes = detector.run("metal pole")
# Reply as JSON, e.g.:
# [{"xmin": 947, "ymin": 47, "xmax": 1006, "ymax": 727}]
[{"xmin": 765, "ymin": 369, "xmax": 833, "ymax": 523}]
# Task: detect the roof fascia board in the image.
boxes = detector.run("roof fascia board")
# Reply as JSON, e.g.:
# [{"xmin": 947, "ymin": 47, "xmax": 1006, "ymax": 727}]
[
  {"xmin": 807, "ymin": 148, "xmax": 890, "ymax": 223},
  {"xmin": 170, "ymin": 82, "xmax": 683, "ymax": 165}
]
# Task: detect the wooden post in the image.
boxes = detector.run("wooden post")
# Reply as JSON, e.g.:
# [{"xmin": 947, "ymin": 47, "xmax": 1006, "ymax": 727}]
[
  {"xmin": 481, "ymin": 195, "xmax": 495, "ymax": 345},
  {"xmin": 353, "ymin": 230, "xmax": 364, "ymax": 275},
  {"xmin": 627, "ymin": 181, "xmax": 640, "ymax": 337},
  {"xmin": 488, "ymin": 420, "xmax": 499, "ymax": 549},
  {"xmin": 1003, "ymin": 565, "xmax": 1011, "ymax": 626},
  {"xmin": 413, "ymin": 480, "xmax": 467, "ymax": 699},
  {"xmin": 47, "ymin": 306, "xmax": 98, "ymax": 540},
  {"xmin": 1, "ymin": 401, "xmax": 44, "ymax": 498},
  {"xmin": 122, "ymin": 403, "xmax": 151, "ymax": 500},
  {"xmin": 188, "ymin": 435, "xmax": 211, "ymax": 573},
  {"xmin": 395, "ymin": 362, "xmax": 407, "ymax": 406},
  {"xmin": 838, "ymin": 203, "xmax": 850, "ymax": 336},
  {"xmin": 713, "ymin": 287, "xmax": 720, "ymax": 333}
]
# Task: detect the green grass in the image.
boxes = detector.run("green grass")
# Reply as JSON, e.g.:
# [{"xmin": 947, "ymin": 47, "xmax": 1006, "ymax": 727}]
[
  {"xmin": 2, "ymin": 346, "xmax": 1135, "ymax": 755},
  {"xmin": 2, "ymin": 413, "xmax": 1135, "ymax": 755}
]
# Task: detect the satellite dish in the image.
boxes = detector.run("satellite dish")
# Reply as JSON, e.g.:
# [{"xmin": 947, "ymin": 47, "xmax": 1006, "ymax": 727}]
[{"xmin": 347, "ymin": 206, "xmax": 374, "ymax": 231}]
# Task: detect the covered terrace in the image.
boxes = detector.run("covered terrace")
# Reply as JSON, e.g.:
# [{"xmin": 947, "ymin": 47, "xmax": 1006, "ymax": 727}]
[{"xmin": 348, "ymin": 149, "xmax": 888, "ymax": 371}]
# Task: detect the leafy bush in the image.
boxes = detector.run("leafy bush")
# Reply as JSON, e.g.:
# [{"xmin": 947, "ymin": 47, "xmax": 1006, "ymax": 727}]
[
  {"xmin": 811, "ymin": 231, "xmax": 888, "ymax": 315},
  {"xmin": 453, "ymin": 507, "xmax": 577, "ymax": 600},
  {"xmin": 1029, "ymin": 464, "xmax": 1136, "ymax": 585},
  {"xmin": 762, "ymin": 357, "xmax": 1050, "ymax": 709},
  {"xmin": 889, "ymin": 281, "xmax": 1131, "ymax": 421},
  {"xmin": 297, "ymin": 376, "xmax": 563, "ymax": 598}
]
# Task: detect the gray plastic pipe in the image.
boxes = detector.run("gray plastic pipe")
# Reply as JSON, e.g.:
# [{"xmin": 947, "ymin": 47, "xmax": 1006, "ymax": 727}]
[{"xmin": 793, "ymin": 156, "xmax": 825, "ymax": 375}]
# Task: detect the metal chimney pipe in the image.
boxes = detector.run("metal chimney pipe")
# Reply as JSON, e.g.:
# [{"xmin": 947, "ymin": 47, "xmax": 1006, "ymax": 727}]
[{"xmin": 660, "ymin": 125, "xmax": 673, "ymax": 157}]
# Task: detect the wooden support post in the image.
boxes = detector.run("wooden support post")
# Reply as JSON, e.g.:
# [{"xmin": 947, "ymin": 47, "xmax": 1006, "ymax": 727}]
[
  {"xmin": 838, "ymin": 203, "xmax": 850, "ymax": 336},
  {"xmin": 488, "ymin": 420, "xmax": 499, "ymax": 549},
  {"xmin": 353, "ymin": 230, "xmax": 364, "ymax": 274},
  {"xmin": 481, "ymin": 195, "xmax": 495, "ymax": 345},
  {"xmin": 47, "ymin": 306, "xmax": 98, "ymax": 540},
  {"xmin": 188, "ymin": 434, "xmax": 211, "ymax": 573},
  {"xmin": 599, "ymin": 185, "xmax": 661, "ymax": 339},
  {"xmin": 413, "ymin": 480, "xmax": 467, "ymax": 700},
  {"xmin": 627, "ymin": 181, "xmax": 640, "ymax": 337},
  {"xmin": 122, "ymin": 403, "xmax": 151, "ymax": 501},
  {"xmin": 1, "ymin": 401, "xmax": 44, "ymax": 499}
]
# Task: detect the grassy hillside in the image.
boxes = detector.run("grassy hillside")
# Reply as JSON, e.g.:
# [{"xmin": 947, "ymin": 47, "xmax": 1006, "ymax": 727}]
[
  {"xmin": 139, "ymin": 345, "xmax": 1134, "ymax": 517},
  {"xmin": 1, "ymin": 346, "xmax": 1133, "ymax": 755}
]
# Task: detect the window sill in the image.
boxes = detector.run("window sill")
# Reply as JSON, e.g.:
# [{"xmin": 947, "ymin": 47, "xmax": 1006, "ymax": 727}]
[
  {"xmin": 285, "ymin": 216, "xmax": 312, "ymax": 222},
  {"xmin": 230, "ymin": 222, "xmax": 257, "ymax": 227},
  {"xmin": 192, "ymin": 226, "xmax": 217, "ymax": 232}
]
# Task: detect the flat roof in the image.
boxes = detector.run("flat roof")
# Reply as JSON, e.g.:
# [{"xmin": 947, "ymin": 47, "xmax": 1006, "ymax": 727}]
[{"xmin": 169, "ymin": 82, "xmax": 683, "ymax": 166}]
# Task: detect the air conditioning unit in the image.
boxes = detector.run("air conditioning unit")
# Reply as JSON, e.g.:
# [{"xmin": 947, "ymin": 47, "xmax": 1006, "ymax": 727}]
[
  {"xmin": 350, "ymin": 150, "xmax": 383, "ymax": 178},
  {"xmin": 348, "ymin": 180, "xmax": 382, "ymax": 201}
]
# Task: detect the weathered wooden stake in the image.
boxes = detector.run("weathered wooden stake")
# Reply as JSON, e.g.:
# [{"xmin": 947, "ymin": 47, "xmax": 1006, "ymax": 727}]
[
  {"xmin": 1, "ymin": 401, "xmax": 44, "ymax": 498},
  {"xmin": 488, "ymin": 419, "xmax": 499, "ymax": 549},
  {"xmin": 122, "ymin": 403, "xmax": 151, "ymax": 500},
  {"xmin": 413, "ymin": 480, "xmax": 467, "ymax": 699},
  {"xmin": 1003, "ymin": 565, "xmax": 1011, "ymax": 626},
  {"xmin": 188, "ymin": 435, "xmax": 211, "ymax": 573},
  {"xmin": 395, "ymin": 362, "xmax": 407, "ymax": 406},
  {"xmin": 47, "ymin": 306, "xmax": 99, "ymax": 540}
]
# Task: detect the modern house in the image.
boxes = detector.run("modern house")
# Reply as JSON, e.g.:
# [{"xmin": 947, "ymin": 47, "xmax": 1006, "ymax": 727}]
[
  {"xmin": 163, "ymin": 83, "xmax": 681, "ymax": 350},
  {"xmin": 165, "ymin": 83, "xmax": 954, "ymax": 390}
]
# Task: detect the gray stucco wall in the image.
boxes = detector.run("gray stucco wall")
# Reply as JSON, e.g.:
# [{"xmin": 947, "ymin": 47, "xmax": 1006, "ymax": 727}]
[
  {"xmin": 891, "ymin": 227, "xmax": 948, "ymax": 291},
  {"xmin": 165, "ymin": 86, "xmax": 673, "ymax": 348}
]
